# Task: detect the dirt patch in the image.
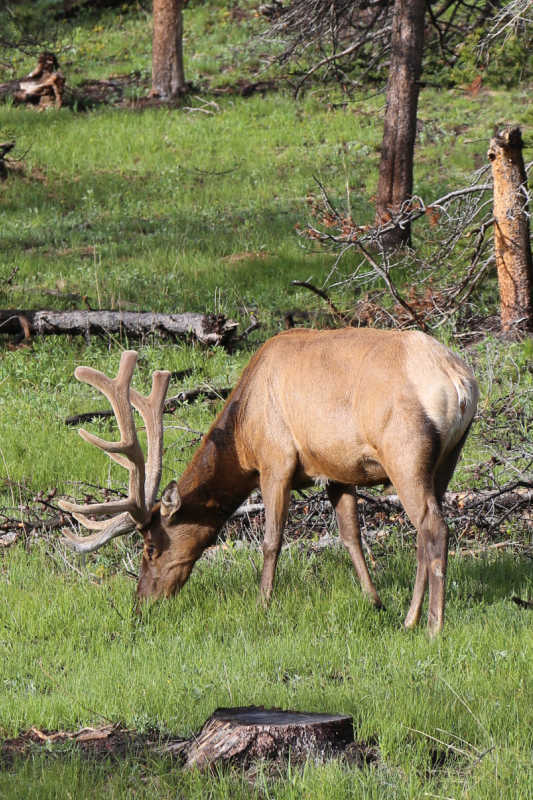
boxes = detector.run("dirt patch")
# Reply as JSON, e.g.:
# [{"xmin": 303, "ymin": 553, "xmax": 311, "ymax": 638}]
[{"xmin": 0, "ymin": 724, "xmax": 187, "ymax": 769}]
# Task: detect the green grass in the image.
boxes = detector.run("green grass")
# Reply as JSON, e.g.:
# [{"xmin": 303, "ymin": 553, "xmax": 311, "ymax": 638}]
[
  {"xmin": 0, "ymin": 2, "xmax": 532, "ymax": 797},
  {"xmin": 1, "ymin": 545, "xmax": 532, "ymax": 797}
]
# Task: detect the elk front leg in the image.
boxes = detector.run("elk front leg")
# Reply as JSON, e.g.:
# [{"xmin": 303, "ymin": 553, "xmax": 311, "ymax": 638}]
[
  {"xmin": 259, "ymin": 471, "xmax": 291, "ymax": 606},
  {"xmin": 327, "ymin": 483, "xmax": 382, "ymax": 608}
]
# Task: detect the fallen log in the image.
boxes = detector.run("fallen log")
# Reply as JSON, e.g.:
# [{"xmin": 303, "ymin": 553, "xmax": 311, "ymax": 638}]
[
  {"xmin": 0, "ymin": 310, "xmax": 238, "ymax": 347},
  {"xmin": 184, "ymin": 706, "xmax": 355, "ymax": 769}
]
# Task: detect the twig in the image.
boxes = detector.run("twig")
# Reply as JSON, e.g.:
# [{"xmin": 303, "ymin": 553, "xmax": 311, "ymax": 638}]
[
  {"xmin": 512, "ymin": 595, "xmax": 533, "ymax": 609},
  {"xmin": 449, "ymin": 540, "xmax": 519, "ymax": 557},
  {"xmin": 65, "ymin": 386, "xmax": 233, "ymax": 425},
  {"xmin": 290, "ymin": 280, "xmax": 341, "ymax": 316},
  {"xmin": 354, "ymin": 242, "xmax": 429, "ymax": 331}
]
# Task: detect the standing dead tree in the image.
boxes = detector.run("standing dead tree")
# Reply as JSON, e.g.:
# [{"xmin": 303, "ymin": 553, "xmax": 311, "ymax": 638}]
[{"xmin": 487, "ymin": 126, "xmax": 533, "ymax": 335}]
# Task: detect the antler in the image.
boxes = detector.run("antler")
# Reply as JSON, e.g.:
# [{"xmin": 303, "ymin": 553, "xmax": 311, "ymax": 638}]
[{"xmin": 59, "ymin": 350, "xmax": 171, "ymax": 553}]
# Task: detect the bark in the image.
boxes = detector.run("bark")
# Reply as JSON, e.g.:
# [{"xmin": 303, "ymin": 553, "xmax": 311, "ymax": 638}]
[
  {"xmin": 151, "ymin": 0, "xmax": 186, "ymax": 98},
  {"xmin": 487, "ymin": 126, "xmax": 533, "ymax": 335},
  {"xmin": 184, "ymin": 707, "xmax": 354, "ymax": 769},
  {"xmin": 375, "ymin": 0, "xmax": 426, "ymax": 248},
  {"xmin": 0, "ymin": 310, "xmax": 238, "ymax": 346}
]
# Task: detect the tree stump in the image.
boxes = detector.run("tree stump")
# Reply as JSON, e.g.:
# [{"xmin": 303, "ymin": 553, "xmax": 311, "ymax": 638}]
[
  {"xmin": 185, "ymin": 706, "xmax": 354, "ymax": 769},
  {"xmin": 0, "ymin": 53, "xmax": 65, "ymax": 110}
]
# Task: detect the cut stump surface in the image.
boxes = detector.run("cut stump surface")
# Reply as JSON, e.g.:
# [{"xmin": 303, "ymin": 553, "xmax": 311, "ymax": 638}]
[{"xmin": 185, "ymin": 706, "xmax": 354, "ymax": 769}]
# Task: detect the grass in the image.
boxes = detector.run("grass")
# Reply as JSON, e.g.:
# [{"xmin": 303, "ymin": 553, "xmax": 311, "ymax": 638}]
[
  {"xmin": 0, "ymin": 2, "xmax": 532, "ymax": 797},
  {"xmin": 1, "ymin": 544, "xmax": 532, "ymax": 797}
]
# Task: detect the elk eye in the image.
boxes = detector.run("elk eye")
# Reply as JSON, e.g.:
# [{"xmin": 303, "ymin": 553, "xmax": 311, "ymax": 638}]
[{"xmin": 146, "ymin": 545, "xmax": 156, "ymax": 560}]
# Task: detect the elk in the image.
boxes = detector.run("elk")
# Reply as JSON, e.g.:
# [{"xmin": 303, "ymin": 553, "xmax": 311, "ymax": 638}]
[{"xmin": 59, "ymin": 328, "xmax": 478, "ymax": 635}]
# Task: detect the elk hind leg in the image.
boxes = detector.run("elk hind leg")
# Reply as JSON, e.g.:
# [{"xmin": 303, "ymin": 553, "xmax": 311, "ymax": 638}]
[
  {"xmin": 327, "ymin": 482, "xmax": 382, "ymax": 608},
  {"xmin": 393, "ymin": 478, "xmax": 449, "ymax": 636}
]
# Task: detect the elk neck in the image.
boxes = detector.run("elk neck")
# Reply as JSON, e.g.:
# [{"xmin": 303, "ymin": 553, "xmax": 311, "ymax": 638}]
[{"xmin": 172, "ymin": 392, "xmax": 257, "ymax": 538}]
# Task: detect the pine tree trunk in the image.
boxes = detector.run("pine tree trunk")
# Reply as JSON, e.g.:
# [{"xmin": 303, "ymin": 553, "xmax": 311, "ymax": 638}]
[
  {"xmin": 375, "ymin": 0, "xmax": 425, "ymax": 248},
  {"xmin": 488, "ymin": 126, "xmax": 533, "ymax": 335},
  {"xmin": 151, "ymin": 0, "xmax": 186, "ymax": 99}
]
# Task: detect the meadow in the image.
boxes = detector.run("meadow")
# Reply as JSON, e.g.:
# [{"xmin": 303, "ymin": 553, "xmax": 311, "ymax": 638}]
[{"xmin": 0, "ymin": 2, "xmax": 532, "ymax": 797}]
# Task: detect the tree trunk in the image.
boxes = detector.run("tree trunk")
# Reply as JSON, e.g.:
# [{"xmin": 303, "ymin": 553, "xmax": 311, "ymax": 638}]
[
  {"xmin": 151, "ymin": 0, "xmax": 186, "ymax": 98},
  {"xmin": 184, "ymin": 707, "xmax": 354, "ymax": 769},
  {"xmin": 375, "ymin": 0, "xmax": 425, "ymax": 248},
  {"xmin": 487, "ymin": 126, "xmax": 533, "ymax": 335},
  {"xmin": 0, "ymin": 309, "xmax": 237, "ymax": 346}
]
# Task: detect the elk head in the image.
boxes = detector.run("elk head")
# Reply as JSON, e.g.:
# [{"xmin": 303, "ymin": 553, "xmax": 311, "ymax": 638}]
[{"xmin": 58, "ymin": 350, "xmax": 196, "ymax": 601}]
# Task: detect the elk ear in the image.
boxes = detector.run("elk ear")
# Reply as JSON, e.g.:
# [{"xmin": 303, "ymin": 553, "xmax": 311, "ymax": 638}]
[{"xmin": 161, "ymin": 481, "xmax": 182, "ymax": 519}]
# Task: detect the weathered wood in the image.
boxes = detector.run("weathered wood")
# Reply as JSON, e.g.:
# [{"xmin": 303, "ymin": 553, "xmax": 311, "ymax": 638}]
[
  {"xmin": 0, "ymin": 310, "xmax": 238, "ymax": 346},
  {"xmin": 488, "ymin": 126, "xmax": 533, "ymax": 335},
  {"xmin": 185, "ymin": 706, "xmax": 354, "ymax": 769},
  {"xmin": 0, "ymin": 53, "xmax": 65, "ymax": 109}
]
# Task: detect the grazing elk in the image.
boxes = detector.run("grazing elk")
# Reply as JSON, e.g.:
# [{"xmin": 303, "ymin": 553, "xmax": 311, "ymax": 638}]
[{"xmin": 59, "ymin": 328, "xmax": 478, "ymax": 635}]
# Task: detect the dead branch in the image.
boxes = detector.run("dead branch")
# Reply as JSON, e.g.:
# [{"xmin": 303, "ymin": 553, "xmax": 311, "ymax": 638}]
[
  {"xmin": 0, "ymin": 309, "xmax": 238, "ymax": 347},
  {"xmin": 290, "ymin": 280, "xmax": 341, "ymax": 316},
  {"xmin": 259, "ymin": 0, "xmax": 501, "ymax": 93},
  {"xmin": 354, "ymin": 242, "xmax": 429, "ymax": 331},
  {"xmin": 512, "ymin": 595, "xmax": 533, "ymax": 609},
  {"xmin": 65, "ymin": 385, "xmax": 233, "ymax": 426},
  {"xmin": 302, "ymin": 168, "xmax": 503, "ymax": 328}
]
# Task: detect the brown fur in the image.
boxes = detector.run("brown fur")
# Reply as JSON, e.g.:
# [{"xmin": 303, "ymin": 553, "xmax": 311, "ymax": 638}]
[{"xmin": 135, "ymin": 328, "xmax": 478, "ymax": 635}]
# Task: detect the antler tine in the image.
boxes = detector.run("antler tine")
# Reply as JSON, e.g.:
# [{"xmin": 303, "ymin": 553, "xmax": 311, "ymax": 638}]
[
  {"xmin": 61, "ymin": 512, "xmax": 134, "ymax": 554},
  {"xmin": 58, "ymin": 497, "xmax": 140, "ymax": 524},
  {"xmin": 58, "ymin": 351, "xmax": 150, "ymax": 547},
  {"xmin": 77, "ymin": 350, "xmax": 147, "ymax": 523},
  {"xmin": 75, "ymin": 351, "xmax": 144, "ymax": 460},
  {"xmin": 130, "ymin": 369, "xmax": 171, "ymax": 510}
]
